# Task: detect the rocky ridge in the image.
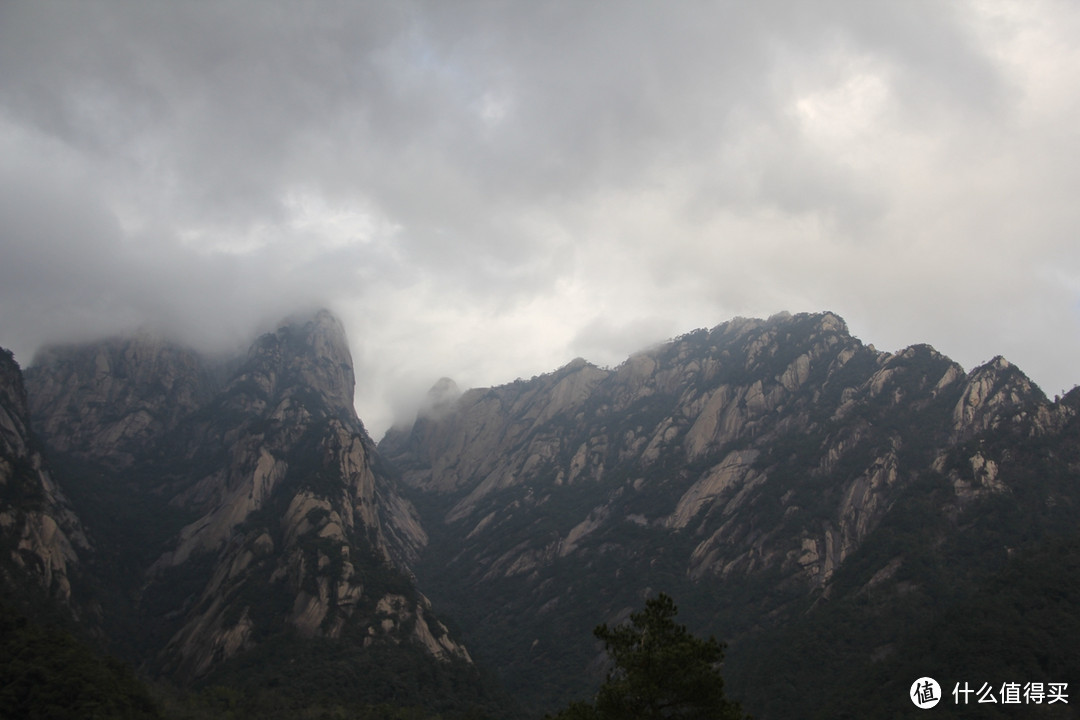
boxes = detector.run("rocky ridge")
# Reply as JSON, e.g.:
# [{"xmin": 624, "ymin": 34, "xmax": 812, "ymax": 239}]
[
  {"xmin": 385, "ymin": 311, "xmax": 1057, "ymax": 589},
  {"xmin": 381, "ymin": 310, "xmax": 1075, "ymax": 710},
  {"xmin": 21, "ymin": 310, "xmax": 470, "ymax": 684},
  {"xmin": 0, "ymin": 347, "xmax": 89, "ymax": 610},
  {"xmin": 6, "ymin": 306, "xmax": 1077, "ymax": 718},
  {"xmin": 27, "ymin": 332, "xmax": 223, "ymax": 470}
]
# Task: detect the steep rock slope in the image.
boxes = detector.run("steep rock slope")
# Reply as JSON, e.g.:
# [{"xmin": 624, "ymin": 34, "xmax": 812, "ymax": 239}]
[
  {"xmin": 0, "ymin": 347, "xmax": 89, "ymax": 612},
  {"xmin": 381, "ymin": 311, "xmax": 1075, "ymax": 713},
  {"xmin": 27, "ymin": 333, "xmax": 223, "ymax": 470},
  {"xmin": 24, "ymin": 311, "xmax": 470, "ymax": 688}
]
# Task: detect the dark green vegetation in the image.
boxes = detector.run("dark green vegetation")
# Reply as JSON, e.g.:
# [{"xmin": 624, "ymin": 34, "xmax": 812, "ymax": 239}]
[
  {"xmin": 723, "ymin": 390, "xmax": 1080, "ymax": 718},
  {"xmin": 547, "ymin": 594, "xmax": 746, "ymax": 720},
  {"xmin": 726, "ymin": 495, "xmax": 1080, "ymax": 719},
  {"xmin": 0, "ymin": 595, "xmax": 505, "ymax": 720},
  {"xmin": 190, "ymin": 633, "xmax": 509, "ymax": 720},
  {"xmin": 0, "ymin": 598, "xmax": 499, "ymax": 720},
  {"xmin": 827, "ymin": 532, "xmax": 1080, "ymax": 719},
  {"xmin": 0, "ymin": 602, "xmax": 161, "ymax": 720},
  {"xmin": 39, "ymin": 458, "xmax": 510, "ymax": 719}
]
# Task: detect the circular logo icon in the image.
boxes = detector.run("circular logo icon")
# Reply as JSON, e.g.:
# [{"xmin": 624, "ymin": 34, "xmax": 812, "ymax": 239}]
[{"xmin": 911, "ymin": 677, "xmax": 942, "ymax": 709}]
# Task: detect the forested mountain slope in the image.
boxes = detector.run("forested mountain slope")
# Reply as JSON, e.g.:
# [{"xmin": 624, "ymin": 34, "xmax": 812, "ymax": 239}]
[
  {"xmin": 13, "ymin": 311, "xmax": 500, "ymax": 717},
  {"xmin": 381, "ymin": 311, "xmax": 1079, "ymax": 717},
  {"xmin": 4, "ymin": 308, "xmax": 1077, "ymax": 718}
]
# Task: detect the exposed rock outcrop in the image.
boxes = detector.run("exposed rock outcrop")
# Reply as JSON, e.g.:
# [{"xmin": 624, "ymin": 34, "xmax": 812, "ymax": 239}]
[
  {"xmin": 380, "ymin": 311, "xmax": 1076, "ymax": 710},
  {"xmin": 24, "ymin": 310, "xmax": 468, "ymax": 682},
  {"xmin": 386, "ymin": 312, "xmax": 920, "ymax": 589},
  {"xmin": 0, "ymin": 347, "xmax": 89, "ymax": 608},
  {"xmin": 26, "ymin": 333, "xmax": 221, "ymax": 469},
  {"xmin": 951, "ymin": 355, "xmax": 1050, "ymax": 440}
]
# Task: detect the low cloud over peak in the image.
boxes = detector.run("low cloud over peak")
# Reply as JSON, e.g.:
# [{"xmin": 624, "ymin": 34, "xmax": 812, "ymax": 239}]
[{"xmin": 3, "ymin": 0, "xmax": 1079, "ymax": 437}]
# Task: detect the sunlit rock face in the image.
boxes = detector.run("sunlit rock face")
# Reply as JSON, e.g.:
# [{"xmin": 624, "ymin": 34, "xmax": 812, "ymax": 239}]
[
  {"xmin": 24, "ymin": 310, "xmax": 467, "ymax": 681},
  {"xmin": 380, "ymin": 310, "xmax": 1073, "ymax": 709}
]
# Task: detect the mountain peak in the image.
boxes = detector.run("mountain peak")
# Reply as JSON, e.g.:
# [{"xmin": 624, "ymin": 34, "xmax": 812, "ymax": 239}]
[
  {"xmin": 421, "ymin": 377, "xmax": 462, "ymax": 419},
  {"xmin": 25, "ymin": 334, "xmax": 219, "ymax": 468},
  {"xmin": 0, "ymin": 346, "xmax": 29, "ymax": 423},
  {"xmin": 281, "ymin": 308, "xmax": 350, "ymax": 361},
  {"xmin": 241, "ymin": 308, "xmax": 356, "ymax": 413},
  {"xmin": 952, "ymin": 353, "xmax": 1047, "ymax": 439}
]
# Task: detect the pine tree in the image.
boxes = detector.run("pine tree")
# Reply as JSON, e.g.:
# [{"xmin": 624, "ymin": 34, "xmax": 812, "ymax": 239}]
[{"xmin": 550, "ymin": 593, "xmax": 746, "ymax": 720}]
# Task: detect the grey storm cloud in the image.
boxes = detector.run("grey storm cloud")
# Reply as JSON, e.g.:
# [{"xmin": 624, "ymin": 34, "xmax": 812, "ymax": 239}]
[{"xmin": 2, "ymin": 0, "xmax": 1079, "ymax": 436}]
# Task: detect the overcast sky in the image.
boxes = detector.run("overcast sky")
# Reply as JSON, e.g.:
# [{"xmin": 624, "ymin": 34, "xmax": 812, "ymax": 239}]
[{"xmin": 2, "ymin": 1, "xmax": 1079, "ymax": 437}]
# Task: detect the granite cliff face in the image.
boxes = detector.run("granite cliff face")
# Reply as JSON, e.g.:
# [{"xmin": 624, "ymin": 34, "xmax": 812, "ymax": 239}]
[
  {"xmin": 22, "ymin": 311, "xmax": 469, "ymax": 684},
  {"xmin": 0, "ymin": 348, "xmax": 89, "ymax": 610},
  {"xmin": 381, "ymin": 311, "xmax": 1076, "ymax": 711},
  {"xmin": 27, "ymin": 333, "xmax": 222, "ymax": 470},
  {"xmin": 6, "ymin": 307, "xmax": 1078, "ymax": 717},
  {"xmin": 384, "ymin": 311, "xmax": 1054, "ymax": 591}
]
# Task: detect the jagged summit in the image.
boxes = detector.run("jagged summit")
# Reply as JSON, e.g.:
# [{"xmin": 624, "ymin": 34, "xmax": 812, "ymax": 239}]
[
  {"xmin": 421, "ymin": 377, "xmax": 462, "ymax": 418},
  {"xmin": 18, "ymin": 309, "xmax": 472, "ymax": 687},
  {"xmin": 26, "ymin": 333, "xmax": 219, "ymax": 469},
  {"xmin": 0, "ymin": 347, "xmax": 30, "ymax": 426},
  {"xmin": 951, "ymin": 352, "xmax": 1051, "ymax": 440},
  {"xmin": 560, "ymin": 356, "xmax": 595, "ymax": 371},
  {"xmin": 377, "ymin": 308, "xmax": 1079, "ymax": 711},
  {"xmin": 23, "ymin": 308, "xmax": 358, "ymax": 468},
  {"xmin": 237, "ymin": 308, "xmax": 356, "ymax": 413},
  {"xmin": 6, "ymin": 307, "xmax": 1079, "ymax": 717}
]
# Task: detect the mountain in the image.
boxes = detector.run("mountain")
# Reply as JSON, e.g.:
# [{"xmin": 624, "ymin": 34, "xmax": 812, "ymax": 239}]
[
  {"xmin": 1, "ymin": 347, "xmax": 168, "ymax": 719},
  {"xmin": 0, "ymin": 346, "xmax": 89, "ymax": 615},
  {"xmin": 6, "ymin": 308, "xmax": 1078, "ymax": 718},
  {"xmin": 15, "ymin": 310, "xmax": 497, "ymax": 717},
  {"xmin": 380, "ymin": 311, "xmax": 1080, "ymax": 717}
]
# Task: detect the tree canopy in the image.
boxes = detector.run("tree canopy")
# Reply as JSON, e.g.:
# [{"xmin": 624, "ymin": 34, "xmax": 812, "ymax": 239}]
[{"xmin": 550, "ymin": 593, "xmax": 746, "ymax": 720}]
